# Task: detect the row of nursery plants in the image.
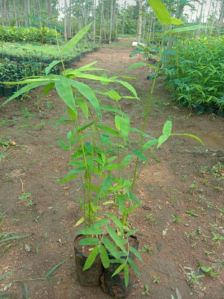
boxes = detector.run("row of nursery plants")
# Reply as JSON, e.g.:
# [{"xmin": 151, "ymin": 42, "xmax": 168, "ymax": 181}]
[
  {"xmin": 0, "ymin": 25, "xmax": 61, "ymax": 44},
  {"xmin": 0, "ymin": 32, "xmax": 99, "ymax": 97},
  {"xmin": 2, "ymin": 24, "xmax": 200, "ymax": 297},
  {"xmin": 0, "ymin": 58, "xmax": 61, "ymax": 97},
  {"xmin": 0, "ymin": 41, "xmax": 98, "ymax": 64},
  {"xmin": 163, "ymin": 36, "xmax": 224, "ymax": 114}
]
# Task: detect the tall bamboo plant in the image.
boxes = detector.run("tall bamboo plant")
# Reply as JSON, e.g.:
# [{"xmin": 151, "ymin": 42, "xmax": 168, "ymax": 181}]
[{"xmin": 2, "ymin": 16, "xmax": 201, "ymax": 287}]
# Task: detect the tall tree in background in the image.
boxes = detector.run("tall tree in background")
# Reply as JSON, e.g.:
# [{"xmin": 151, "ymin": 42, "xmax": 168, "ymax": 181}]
[{"xmin": 137, "ymin": 0, "xmax": 143, "ymax": 43}]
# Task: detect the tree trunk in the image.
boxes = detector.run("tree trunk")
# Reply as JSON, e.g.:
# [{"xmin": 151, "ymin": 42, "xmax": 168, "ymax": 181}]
[
  {"xmin": 109, "ymin": 0, "xmax": 114, "ymax": 43},
  {"xmin": 100, "ymin": 0, "xmax": 104, "ymax": 43},
  {"xmin": 219, "ymin": 0, "xmax": 224, "ymax": 25},
  {"xmin": 64, "ymin": 0, "xmax": 68, "ymax": 41},
  {"xmin": 93, "ymin": 0, "xmax": 96, "ymax": 42},
  {"xmin": 13, "ymin": 0, "xmax": 18, "ymax": 26},
  {"xmin": 137, "ymin": 0, "xmax": 143, "ymax": 43}
]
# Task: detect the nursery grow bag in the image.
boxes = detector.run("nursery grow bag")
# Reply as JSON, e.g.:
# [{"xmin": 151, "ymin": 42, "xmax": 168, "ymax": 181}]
[
  {"xmin": 74, "ymin": 235, "xmax": 103, "ymax": 287},
  {"xmin": 101, "ymin": 235, "xmax": 139, "ymax": 298}
]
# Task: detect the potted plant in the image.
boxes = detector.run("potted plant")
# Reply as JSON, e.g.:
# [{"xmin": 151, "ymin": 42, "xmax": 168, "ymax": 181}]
[{"xmin": 2, "ymin": 24, "xmax": 201, "ymax": 298}]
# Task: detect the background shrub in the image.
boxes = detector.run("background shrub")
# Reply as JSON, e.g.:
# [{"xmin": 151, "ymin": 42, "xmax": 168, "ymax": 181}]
[
  {"xmin": 163, "ymin": 36, "xmax": 224, "ymax": 113},
  {"xmin": 0, "ymin": 26, "xmax": 61, "ymax": 44}
]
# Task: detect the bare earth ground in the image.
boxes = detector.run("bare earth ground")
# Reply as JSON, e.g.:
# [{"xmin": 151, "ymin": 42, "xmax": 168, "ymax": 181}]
[{"xmin": 0, "ymin": 39, "xmax": 224, "ymax": 299}]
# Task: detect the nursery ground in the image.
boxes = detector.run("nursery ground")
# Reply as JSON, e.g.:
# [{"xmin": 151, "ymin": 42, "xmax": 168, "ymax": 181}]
[{"xmin": 0, "ymin": 39, "xmax": 224, "ymax": 299}]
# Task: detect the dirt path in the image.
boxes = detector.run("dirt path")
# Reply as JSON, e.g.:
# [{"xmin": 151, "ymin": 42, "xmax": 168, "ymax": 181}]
[{"xmin": 0, "ymin": 39, "xmax": 224, "ymax": 299}]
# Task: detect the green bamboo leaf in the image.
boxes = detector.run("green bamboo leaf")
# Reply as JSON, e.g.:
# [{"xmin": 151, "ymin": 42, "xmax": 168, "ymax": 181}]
[
  {"xmin": 76, "ymin": 61, "xmax": 100, "ymax": 72},
  {"xmin": 79, "ymin": 238, "xmax": 99, "ymax": 246},
  {"xmin": 45, "ymin": 260, "xmax": 66, "ymax": 279},
  {"xmin": 104, "ymin": 89, "xmax": 122, "ymax": 101},
  {"xmin": 67, "ymin": 71, "xmax": 114, "ymax": 83},
  {"xmin": 77, "ymin": 121, "xmax": 94, "ymax": 133},
  {"xmin": 45, "ymin": 60, "xmax": 61, "ymax": 75},
  {"xmin": 115, "ymin": 115, "xmax": 130, "ymax": 138},
  {"xmin": 128, "ymin": 258, "xmax": 140, "ymax": 276},
  {"xmin": 124, "ymin": 265, "xmax": 129, "ymax": 287},
  {"xmin": 100, "ymin": 105, "xmax": 123, "ymax": 115},
  {"xmin": 116, "ymin": 80, "xmax": 139, "ymax": 99},
  {"xmin": 71, "ymin": 80, "xmax": 100, "ymax": 112},
  {"xmin": 2, "ymin": 82, "xmax": 49, "ymax": 106},
  {"xmin": 112, "ymin": 263, "xmax": 126, "ymax": 277},
  {"xmin": 62, "ymin": 23, "xmax": 92, "ymax": 53},
  {"xmin": 83, "ymin": 246, "xmax": 99, "ymax": 271},
  {"xmin": 143, "ymin": 139, "xmax": 158, "ymax": 151},
  {"xmin": 99, "ymin": 176, "xmax": 114, "ymax": 197},
  {"xmin": 79, "ymin": 222, "xmax": 105, "ymax": 235},
  {"xmin": 107, "ymin": 214, "xmax": 123, "ymax": 232},
  {"xmin": 128, "ymin": 62, "xmax": 146, "ymax": 71},
  {"xmin": 171, "ymin": 133, "xmax": 204, "ymax": 145},
  {"xmin": 107, "ymin": 226, "xmax": 127, "ymax": 253},
  {"xmin": 99, "ymin": 245, "xmax": 110, "ymax": 269},
  {"xmin": 102, "ymin": 236, "xmax": 121, "ymax": 259},
  {"xmin": 129, "ymin": 247, "xmax": 143, "ymax": 262},
  {"xmin": 77, "ymin": 99, "xmax": 89, "ymax": 119},
  {"xmin": 97, "ymin": 124, "xmax": 119, "ymax": 136},
  {"xmin": 168, "ymin": 24, "xmax": 207, "ymax": 33},
  {"xmin": 162, "ymin": 120, "xmax": 172, "ymax": 135},
  {"xmin": 55, "ymin": 77, "xmax": 76, "ymax": 111},
  {"xmin": 59, "ymin": 168, "xmax": 85, "ymax": 183},
  {"xmin": 148, "ymin": 0, "xmax": 183, "ymax": 25},
  {"xmin": 132, "ymin": 149, "xmax": 147, "ymax": 161},
  {"xmin": 157, "ymin": 120, "xmax": 172, "ymax": 148}
]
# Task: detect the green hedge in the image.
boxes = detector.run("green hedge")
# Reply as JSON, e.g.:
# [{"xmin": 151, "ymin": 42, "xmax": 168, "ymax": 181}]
[
  {"xmin": 0, "ymin": 41, "xmax": 98, "ymax": 64},
  {"xmin": 0, "ymin": 41, "xmax": 99, "ymax": 97},
  {"xmin": 0, "ymin": 26, "xmax": 61, "ymax": 44},
  {"xmin": 163, "ymin": 36, "xmax": 224, "ymax": 114},
  {"xmin": 0, "ymin": 58, "xmax": 61, "ymax": 97}
]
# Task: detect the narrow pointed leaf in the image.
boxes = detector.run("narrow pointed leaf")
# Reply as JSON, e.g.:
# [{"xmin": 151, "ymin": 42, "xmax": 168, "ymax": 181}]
[
  {"xmin": 71, "ymin": 80, "xmax": 100, "ymax": 112},
  {"xmin": 107, "ymin": 226, "xmax": 127, "ymax": 253},
  {"xmin": 115, "ymin": 115, "xmax": 130, "ymax": 138},
  {"xmin": 99, "ymin": 245, "xmax": 110, "ymax": 269},
  {"xmin": 129, "ymin": 247, "xmax": 143, "ymax": 262},
  {"xmin": 2, "ymin": 82, "xmax": 49, "ymax": 106},
  {"xmin": 116, "ymin": 80, "xmax": 138, "ymax": 99},
  {"xmin": 124, "ymin": 265, "xmax": 129, "ymax": 287},
  {"xmin": 171, "ymin": 133, "xmax": 203, "ymax": 145},
  {"xmin": 102, "ymin": 236, "xmax": 121, "ymax": 259},
  {"xmin": 55, "ymin": 77, "xmax": 76, "ymax": 111},
  {"xmin": 112, "ymin": 263, "xmax": 126, "ymax": 277},
  {"xmin": 62, "ymin": 23, "xmax": 92, "ymax": 53},
  {"xmin": 83, "ymin": 246, "xmax": 99, "ymax": 271},
  {"xmin": 79, "ymin": 238, "xmax": 99, "ymax": 246},
  {"xmin": 128, "ymin": 258, "xmax": 140, "ymax": 276},
  {"xmin": 128, "ymin": 62, "xmax": 146, "ymax": 71},
  {"xmin": 143, "ymin": 139, "xmax": 158, "ymax": 151},
  {"xmin": 148, "ymin": 0, "xmax": 183, "ymax": 25},
  {"xmin": 45, "ymin": 60, "xmax": 61, "ymax": 75}
]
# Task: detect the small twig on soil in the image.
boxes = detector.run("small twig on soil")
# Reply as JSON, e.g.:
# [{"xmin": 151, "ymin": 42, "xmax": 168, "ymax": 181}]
[
  {"xmin": 13, "ymin": 277, "xmax": 46, "ymax": 283},
  {"xmin": 20, "ymin": 178, "xmax": 25, "ymax": 193}
]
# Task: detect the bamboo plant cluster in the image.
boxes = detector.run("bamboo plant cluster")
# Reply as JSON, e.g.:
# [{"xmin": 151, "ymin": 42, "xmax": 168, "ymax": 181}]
[
  {"xmin": 2, "ymin": 24, "xmax": 175, "ymax": 294},
  {"xmin": 3, "ymin": 60, "xmax": 173, "ymax": 291}
]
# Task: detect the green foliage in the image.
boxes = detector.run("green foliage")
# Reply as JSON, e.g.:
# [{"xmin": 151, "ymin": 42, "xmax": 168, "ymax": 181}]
[
  {"xmin": 0, "ymin": 41, "xmax": 97, "ymax": 64},
  {"xmin": 148, "ymin": 0, "xmax": 183, "ymax": 25},
  {"xmin": 0, "ymin": 58, "xmax": 56, "ymax": 83},
  {"xmin": 163, "ymin": 36, "xmax": 224, "ymax": 113},
  {"xmin": 0, "ymin": 25, "xmax": 61, "ymax": 44},
  {"xmin": 2, "ymin": 26, "xmax": 177, "ymax": 287}
]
